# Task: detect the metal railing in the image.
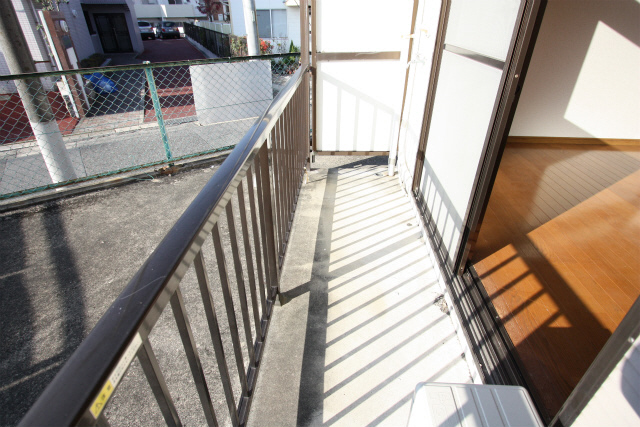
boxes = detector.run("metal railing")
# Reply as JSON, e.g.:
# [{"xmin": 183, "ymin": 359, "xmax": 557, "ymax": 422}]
[
  {"xmin": 184, "ymin": 23, "xmax": 231, "ymax": 58},
  {"xmin": 18, "ymin": 64, "xmax": 310, "ymax": 426},
  {"xmin": 0, "ymin": 53, "xmax": 299, "ymax": 200}
]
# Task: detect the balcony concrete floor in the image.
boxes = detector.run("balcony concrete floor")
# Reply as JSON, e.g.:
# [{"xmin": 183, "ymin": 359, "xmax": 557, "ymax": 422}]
[{"xmin": 249, "ymin": 157, "xmax": 474, "ymax": 427}]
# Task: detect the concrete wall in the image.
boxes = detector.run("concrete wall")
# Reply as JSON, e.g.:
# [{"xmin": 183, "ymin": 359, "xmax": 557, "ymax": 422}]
[
  {"xmin": 510, "ymin": 0, "xmax": 640, "ymax": 139},
  {"xmin": 57, "ymin": 0, "xmax": 98, "ymax": 61},
  {"xmin": 190, "ymin": 61, "xmax": 272, "ymax": 124}
]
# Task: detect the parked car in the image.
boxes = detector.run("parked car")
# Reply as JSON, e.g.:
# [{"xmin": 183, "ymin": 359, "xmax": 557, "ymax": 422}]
[
  {"xmin": 138, "ymin": 21, "xmax": 156, "ymax": 40},
  {"xmin": 159, "ymin": 21, "xmax": 180, "ymax": 39}
]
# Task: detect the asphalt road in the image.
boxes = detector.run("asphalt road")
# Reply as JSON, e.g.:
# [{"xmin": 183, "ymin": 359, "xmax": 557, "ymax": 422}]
[{"xmin": 139, "ymin": 38, "xmax": 208, "ymax": 63}]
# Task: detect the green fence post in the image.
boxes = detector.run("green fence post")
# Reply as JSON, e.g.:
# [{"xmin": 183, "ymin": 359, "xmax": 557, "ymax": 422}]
[{"xmin": 143, "ymin": 61, "xmax": 173, "ymax": 163}]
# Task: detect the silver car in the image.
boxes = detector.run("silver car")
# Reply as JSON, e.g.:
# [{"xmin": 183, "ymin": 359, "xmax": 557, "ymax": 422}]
[
  {"xmin": 159, "ymin": 21, "xmax": 181, "ymax": 39},
  {"xmin": 138, "ymin": 21, "xmax": 156, "ymax": 40}
]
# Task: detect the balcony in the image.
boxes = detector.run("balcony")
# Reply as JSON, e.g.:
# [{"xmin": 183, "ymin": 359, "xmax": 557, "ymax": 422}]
[
  {"xmin": 5, "ymin": 55, "xmax": 477, "ymax": 425},
  {"xmin": 134, "ymin": 4, "xmax": 205, "ymax": 20},
  {"xmin": 3, "ymin": 0, "xmax": 640, "ymax": 424}
]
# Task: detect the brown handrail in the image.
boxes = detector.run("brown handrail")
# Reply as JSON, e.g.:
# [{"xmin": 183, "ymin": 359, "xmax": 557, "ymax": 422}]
[{"xmin": 19, "ymin": 63, "xmax": 310, "ymax": 427}]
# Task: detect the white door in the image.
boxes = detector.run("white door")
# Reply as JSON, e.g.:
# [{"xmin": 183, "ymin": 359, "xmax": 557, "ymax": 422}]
[{"xmin": 415, "ymin": 0, "xmax": 534, "ymax": 269}]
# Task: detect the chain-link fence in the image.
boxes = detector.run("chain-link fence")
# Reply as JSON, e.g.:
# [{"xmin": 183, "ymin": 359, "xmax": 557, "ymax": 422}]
[{"xmin": 0, "ymin": 53, "xmax": 301, "ymax": 200}]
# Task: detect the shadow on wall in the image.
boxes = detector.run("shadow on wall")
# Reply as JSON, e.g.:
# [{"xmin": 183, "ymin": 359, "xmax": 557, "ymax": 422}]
[
  {"xmin": 317, "ymin": 64, "xmax": 402, "ymax": 152},
  {"xmin": 416, "ymin": 158, "xmax": 464, "ymax": 267},
  {"xmin": 509, "ymin": 0, "xmax": 640, "ymax": 139}
]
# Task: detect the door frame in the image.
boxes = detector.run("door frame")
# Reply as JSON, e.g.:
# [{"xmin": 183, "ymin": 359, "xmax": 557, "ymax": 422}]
[
  {"xmin": 410, "ymin": 0, "xmax": 549, "ymax": 276},
  {"xmin": 408, "ymin": 0, "xmax": 551, "ymax": 421},
  {"xmin": 94, "ymin": 13, "xmax": 133, "ymax": 54}
]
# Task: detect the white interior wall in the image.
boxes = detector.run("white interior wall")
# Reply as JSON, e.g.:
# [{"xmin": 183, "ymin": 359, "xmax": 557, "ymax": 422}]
[{"xmin": 509, "ymin": 0, "xmax": 640, "ymax": 139}]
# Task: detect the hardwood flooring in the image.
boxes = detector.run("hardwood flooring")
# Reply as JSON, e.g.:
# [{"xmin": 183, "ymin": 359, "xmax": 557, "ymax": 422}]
[{"xmin": 471, "ymin": 142, "xmax": 640, "ymax": 419}]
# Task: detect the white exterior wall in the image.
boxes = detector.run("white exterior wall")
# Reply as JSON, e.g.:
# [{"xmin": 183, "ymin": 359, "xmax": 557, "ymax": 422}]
[
  {"xmin": 315, "ymin": 0, "xmax": 411, "ymax": 152},
  {"xmin": 133, "ymin": 1, "xmax": 206, "ymax": 22},
  {"xmin": 510, "ymin": 0, "xmax": 640, "ymax": 139},
  {"xmin": 228, "ymin": 0, "xmax": 291, "ymax": 37},
  {"xmin": 228, "ymin": 0, "xmax": 244, "ymax": 36},
  {"xmin": 80, "ymin": 0, "xmax": 143, "ymax": 54}
]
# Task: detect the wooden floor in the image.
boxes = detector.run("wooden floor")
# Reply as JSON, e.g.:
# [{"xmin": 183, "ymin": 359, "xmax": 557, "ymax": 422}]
[{"xmin": 471, "ymin": 142, "xmax": 640, "ymax": 420}]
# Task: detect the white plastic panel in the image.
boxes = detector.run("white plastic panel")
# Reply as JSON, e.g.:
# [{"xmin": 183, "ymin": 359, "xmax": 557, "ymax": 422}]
[
  {"xmin": 407, "ymin": 383, "xmax": 544, "ymax": 427},
  {"xmin": 419, "ymin": 51, "xmax": 503, "ymax": 262},
  {"xmin": 396, "ymin": 0, "xmax": 442, "ymax": 190},
  {"xmin": 317, "ymin": 60, "xmax": 405, "ymax": 152},
  {"xmin": 316, "ymin": 0, "xmax": 412, "ymax": 53},
  {"xmin": 445, "ymin": 0, "xmax": 521, "ymax": 61}
]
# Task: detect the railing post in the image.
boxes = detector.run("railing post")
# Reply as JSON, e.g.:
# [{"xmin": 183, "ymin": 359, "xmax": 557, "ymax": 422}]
[
  {"xmin": 143, "ymin": 61, "xmax": 173, "ymax": 163},
  {"xmin": 258, "ymin": 143, "xmax": 280, "ymax": 295}
]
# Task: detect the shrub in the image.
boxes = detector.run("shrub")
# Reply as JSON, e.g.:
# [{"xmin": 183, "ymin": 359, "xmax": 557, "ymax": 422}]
[{"xmin": 79, "ymin": 53, "xmax": 106, "ymax": 69}]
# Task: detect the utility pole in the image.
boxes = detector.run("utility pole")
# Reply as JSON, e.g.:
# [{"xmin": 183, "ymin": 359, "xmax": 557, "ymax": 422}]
[
  {"xmin": 0, "ymin": 0, "xmax": 76, "ymax": 183},
  {"xmin": 241, "ymin": 0, "xmax": 260, "ymax": 56}
]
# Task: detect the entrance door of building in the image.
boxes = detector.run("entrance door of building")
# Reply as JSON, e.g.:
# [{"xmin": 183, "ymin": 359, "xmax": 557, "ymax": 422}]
[{"xmin": 94, "ymin": 13, "xmax": 133, "ymax": 53}]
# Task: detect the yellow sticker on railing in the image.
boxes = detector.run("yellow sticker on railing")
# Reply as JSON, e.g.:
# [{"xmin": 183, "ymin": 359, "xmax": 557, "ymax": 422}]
[
  {"xmin": 90, "ymin": 380, "xmax": 115, "ymax": 418},
  {"xmin": 89, "ymin": 333, "xmax": 142, "ymax": 419}
]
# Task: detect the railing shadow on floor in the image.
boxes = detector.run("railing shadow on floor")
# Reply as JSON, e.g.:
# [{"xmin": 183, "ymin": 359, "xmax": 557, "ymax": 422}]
[{"xmin": 249, "ymin": 159, "xmax": 474, "ymax": 427}]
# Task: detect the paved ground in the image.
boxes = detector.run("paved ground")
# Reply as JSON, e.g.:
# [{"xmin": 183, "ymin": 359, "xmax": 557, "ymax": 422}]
[
  {"xmin": 138, "ymin": 38, "xmax": 207, "ymax": 63},
  {"xmin": 105, "ymin": 38, "xmax": 207, "ymax": 66},
  {"xmin": 0, "ymin": 117, "xmax": 252, "ymax": 196},
  {"xmin": 248, "ymin": 158, "xmax": 474, "ymax": 426}
]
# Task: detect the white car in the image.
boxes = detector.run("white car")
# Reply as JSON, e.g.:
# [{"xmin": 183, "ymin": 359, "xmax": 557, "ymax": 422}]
[{"xmin": 138, "ymin": 21, "xmax": 156, "ymax": 40}]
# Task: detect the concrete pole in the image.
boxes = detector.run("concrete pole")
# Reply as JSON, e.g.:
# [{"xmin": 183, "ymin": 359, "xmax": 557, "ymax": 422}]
[
  {"xmin": 241, "ymin": 0, "xmax": 260, "ymax": 56},
  {"xmin": 0, "ymin": 0, "xmax": 77, "ymax": 183}
]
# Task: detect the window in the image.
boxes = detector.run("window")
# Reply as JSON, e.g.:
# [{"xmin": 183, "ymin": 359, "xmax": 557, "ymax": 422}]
[
  {"xmin": 271, "ymin": 10, "xmax": 286, "ymax": 38},
  {"xmin": 256, "ymin": 10, "xmax": 271, "ymax": 38},
  {"xmin": 256, "ymin": 9, "xmax": 287, "ymax": 38}
]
